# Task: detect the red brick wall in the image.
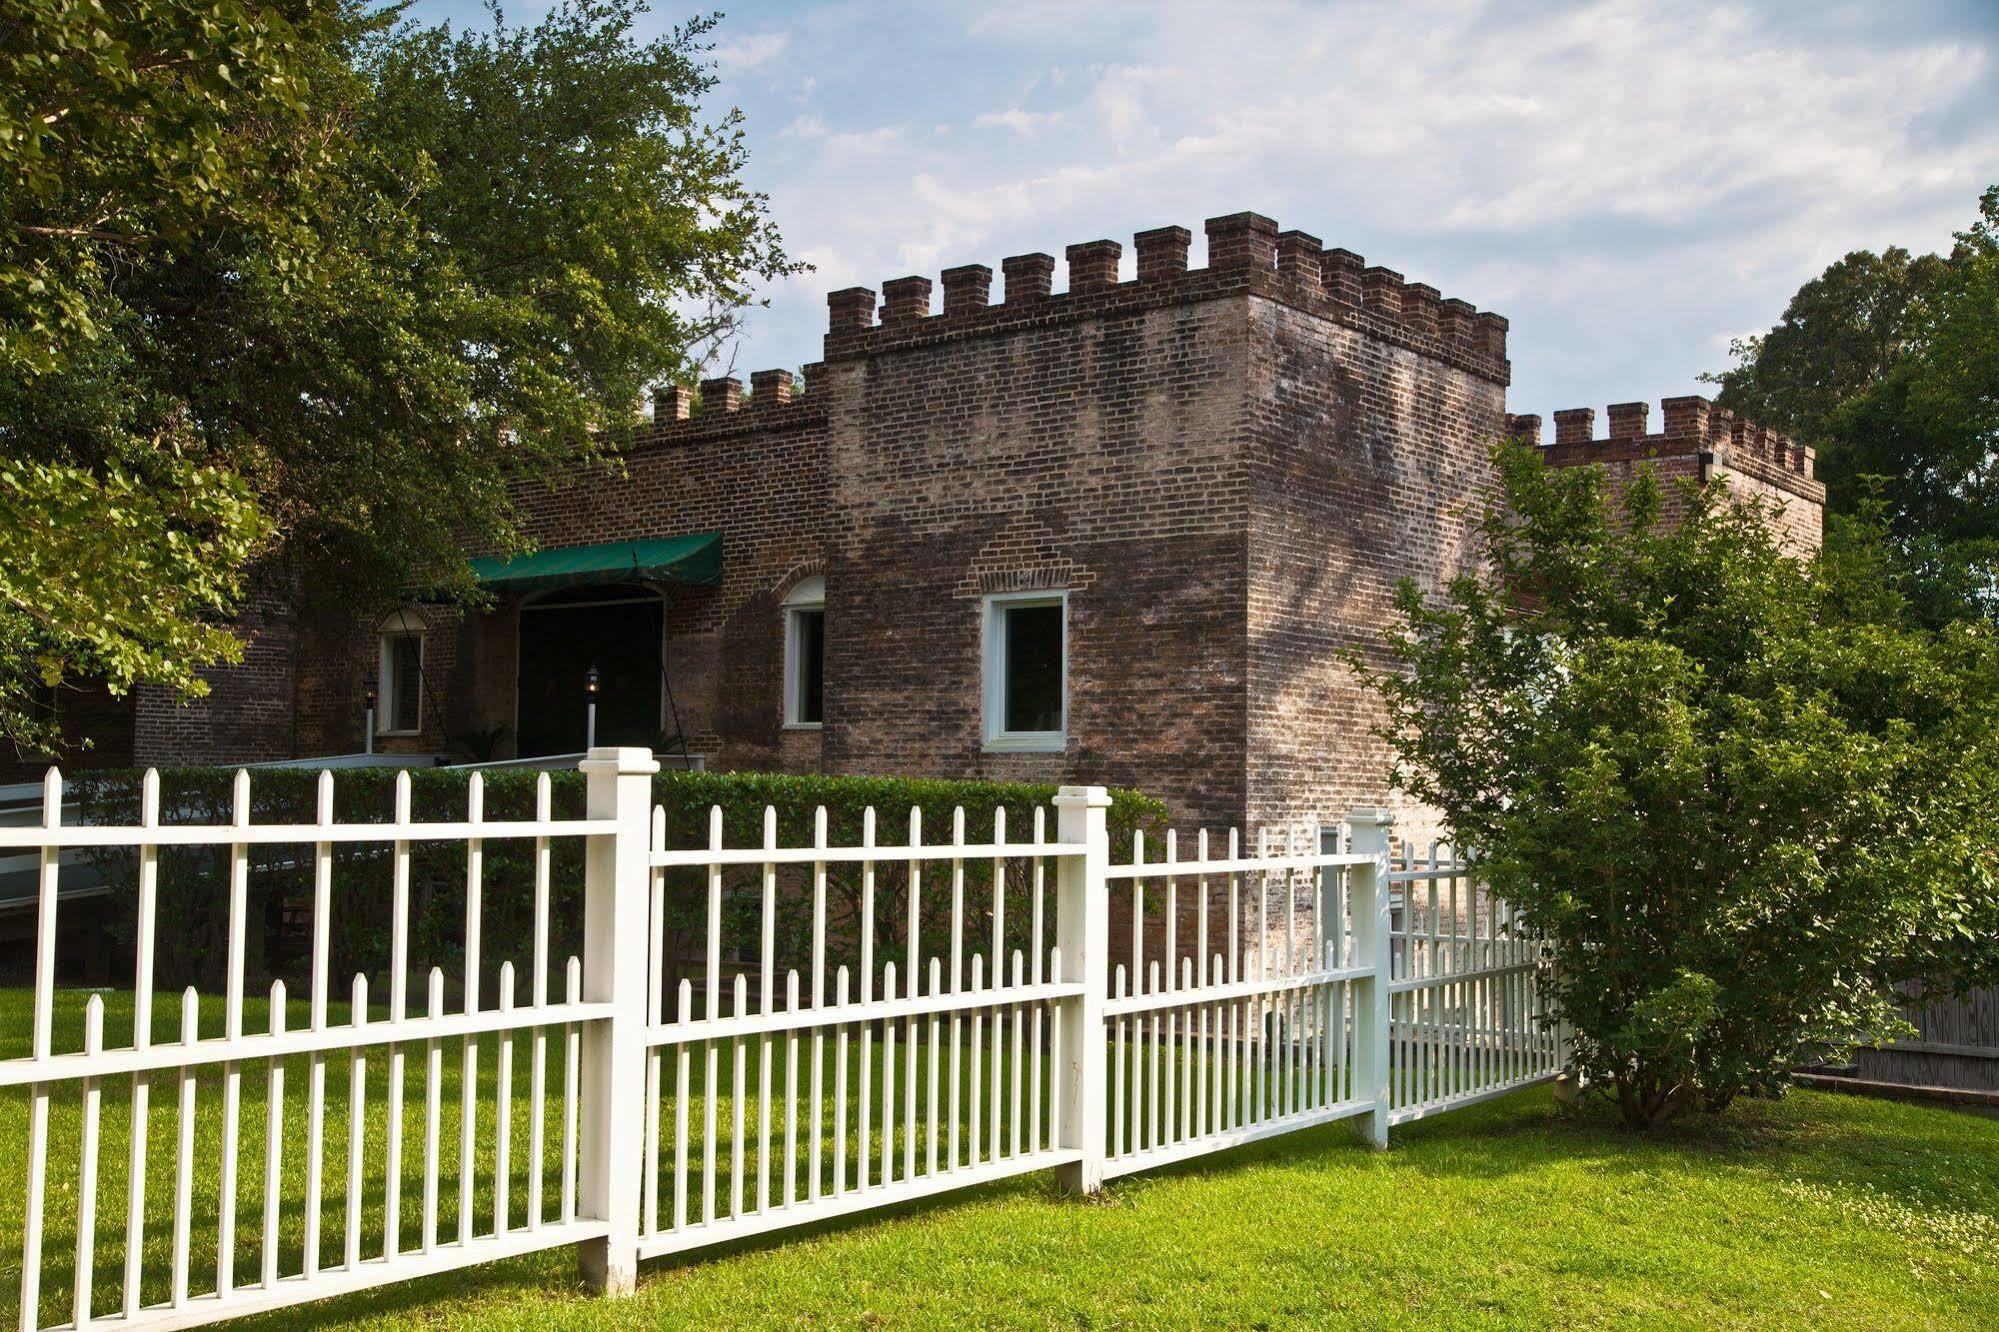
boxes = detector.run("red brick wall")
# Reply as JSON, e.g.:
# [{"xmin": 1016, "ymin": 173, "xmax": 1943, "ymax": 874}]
[
  {"xmin": 1245, "ymin": 299, "xmax": 1508, "ymax": 842},
  {"xmin": 1525, "ymin": 397, "xmax": 1825, "ymax": 558},
  {"xmin": 817, "ymin": 290, "xmax": 1253, "ymax": 830},
  {"xmin": 286, "ymin": 398, "xmax": 834, "ymax": 769},
  {"xmin": 132, "ymin": 583, "xmax": 298, "ymax": 767}
]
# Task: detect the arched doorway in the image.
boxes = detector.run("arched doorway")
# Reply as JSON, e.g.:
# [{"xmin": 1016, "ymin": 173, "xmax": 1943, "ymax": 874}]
[{"xmin": 516, "ymin": 584, "xmax": 664, "ymax": 755}]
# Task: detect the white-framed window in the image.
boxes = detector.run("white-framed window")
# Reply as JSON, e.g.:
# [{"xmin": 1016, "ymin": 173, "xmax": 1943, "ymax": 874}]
[
  {"xmin": 982, "ymin": 590, "xmax": 1066, "ymax": 752},
  {"xmin": 377, "ymin": 608, "xmax": 425, "ymax": 736},
  {"xmin": 783, "ymin": 576, "xmax": 825, "ymax": 729}
]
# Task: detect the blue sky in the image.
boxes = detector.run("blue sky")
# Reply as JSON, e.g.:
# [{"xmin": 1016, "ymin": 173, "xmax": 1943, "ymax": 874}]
[{"xmin": 413, "ymin": 0, "xmax": 1999, "ymax": 422}]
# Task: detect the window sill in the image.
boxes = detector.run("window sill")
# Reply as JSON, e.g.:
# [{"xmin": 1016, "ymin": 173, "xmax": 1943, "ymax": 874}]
[
  {"xmin": 782, "ymin": 722, "xmax": 824, "ymax": 733},
  {"xmin": 983, "ymin": 734, "xmax": 1066, "ymax": 754},
  {"xmin": 376, "ymin": 730, "xmax": 422, "ymax": 739}
]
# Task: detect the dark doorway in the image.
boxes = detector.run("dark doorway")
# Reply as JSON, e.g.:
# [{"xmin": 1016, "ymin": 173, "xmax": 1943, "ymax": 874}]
[{"xmin": 517, "ymin": 585, "xmax": 664, "ymax": 755}]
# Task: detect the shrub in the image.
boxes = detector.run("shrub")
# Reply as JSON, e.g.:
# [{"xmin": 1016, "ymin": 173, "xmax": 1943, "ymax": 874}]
[
  {"xmin": 1366, "ymin": 441, "xmax": 1999, "ymax": 1127},
  {"xmin": 65, "ymin": 766, "xmax": 1166, "ymax": 1006}
]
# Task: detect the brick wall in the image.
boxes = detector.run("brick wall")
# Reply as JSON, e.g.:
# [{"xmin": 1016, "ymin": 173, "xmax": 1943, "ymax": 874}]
[
  {"xmin": 132, "ymin": 582, "xmax": 298, "ymax": 767},
  {"xmin": 110, "ymin": 209, "xmax": 1528, "ymax": 845},
  {"xmin": 818, "ymin": 268, "xmax": 1253, "ymax": 830},
  {"xmin": 284, "ymin": 390, "xmax": 835, "ymax": 769},
  {"xmin": 1519, "ymin": 396, "xmax": 1825, "ymax": 556},
  {"xmin": 1244, "ymin": 295, "xmax": 1508, "ymax": 843}
]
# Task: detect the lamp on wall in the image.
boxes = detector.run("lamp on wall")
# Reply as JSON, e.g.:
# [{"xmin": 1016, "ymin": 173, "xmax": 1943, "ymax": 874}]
[
  {"xmin": 363, "ymin": 673, "xmax": 378, "ymax": 755},
  {"xmin": 584, "ymin": 663, "xmax": 601, "ymax": 750}
]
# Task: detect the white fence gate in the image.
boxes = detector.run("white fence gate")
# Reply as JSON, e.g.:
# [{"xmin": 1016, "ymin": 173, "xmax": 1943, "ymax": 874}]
[{"xmin": 1, "ymin": 749, "xmax": 1561, "ymax": 1330}]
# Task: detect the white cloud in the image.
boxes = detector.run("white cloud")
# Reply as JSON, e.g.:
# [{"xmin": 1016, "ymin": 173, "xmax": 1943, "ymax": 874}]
[
  {"xmin": 711, "ymin": 29, "xmax": 789, "ymax": 74},
  {"xmin": 716, "ymin": 0, "xmax": 1998, "ymax": 415},
  {"xmin": 972, "ymin": 108, "xmax": 1061, "ymax": 135}
]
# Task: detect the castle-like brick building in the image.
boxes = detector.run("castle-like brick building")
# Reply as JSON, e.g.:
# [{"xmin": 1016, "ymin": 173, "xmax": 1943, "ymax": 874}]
[{"xmin": 27, "ymin": 211, "xmax": 1825, "ymax": 835}]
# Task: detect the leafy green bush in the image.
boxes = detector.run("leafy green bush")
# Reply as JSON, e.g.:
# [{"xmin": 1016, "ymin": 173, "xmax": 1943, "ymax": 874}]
[
  {"xmin": 1366, "ymin": 441, "xmax": 1999, "ymax": 1127},
  {"xmin": 67, "ymin": 767, "xmax": 1166, "ymax": 1006}
]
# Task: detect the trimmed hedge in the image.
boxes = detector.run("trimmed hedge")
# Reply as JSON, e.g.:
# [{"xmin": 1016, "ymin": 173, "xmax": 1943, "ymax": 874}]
[{"xmin": 67, "ymin": 767, "xmax": 1168, "ymax": 1002}]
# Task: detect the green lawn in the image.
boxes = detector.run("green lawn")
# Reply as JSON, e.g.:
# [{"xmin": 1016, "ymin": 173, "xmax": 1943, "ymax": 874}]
[{"xmin": 6, "ymin": 986, "xmax": 1999, "ymax": 1328}]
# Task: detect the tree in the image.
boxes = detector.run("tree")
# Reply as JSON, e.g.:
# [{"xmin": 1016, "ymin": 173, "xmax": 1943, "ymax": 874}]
[
  {"xmin": 1818, "ymin": 188, "xmax": 1999, "ymax": 626},
  {"xmin": 1706, "ymin": 188, "xmax": 1999, "ymax": 627},
  {"xmin": 0, "ymin": 0, "xmax": 799, "ymax": 757},
  {"xmin": 2, "ymin": 0, "xmax": 344, "ymax": 753},
  {"xmin": 1366, "ymin": 443, "xmax": 1999, "ymax": 1127},
  {"xmin": 1705, "ymin": 246, "xmax": 1948, "ymax": 442}
]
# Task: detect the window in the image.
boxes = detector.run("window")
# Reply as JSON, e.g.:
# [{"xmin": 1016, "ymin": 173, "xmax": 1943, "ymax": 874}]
[
  {"xmin": 783, "ymin": 576, "xmax": 825, "ymax": 728},
  {"xmin": 378, "ymin": 609, "xmax": 425, "ymax": 735},
  {"xmin": 983, "ymin": 592, "xmax": 1066, "ymax": 751}
]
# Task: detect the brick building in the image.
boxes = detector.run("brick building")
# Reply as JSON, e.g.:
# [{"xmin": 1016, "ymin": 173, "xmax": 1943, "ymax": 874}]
[{"xmin": 17, "ymin": 210, "xmax": 1823, "ymax": 836}]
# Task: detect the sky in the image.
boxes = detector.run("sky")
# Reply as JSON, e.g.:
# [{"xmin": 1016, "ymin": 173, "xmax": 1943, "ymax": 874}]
[{"xmin": 413, "ymin": 0, "xmax": 1999, "ymax": 421}]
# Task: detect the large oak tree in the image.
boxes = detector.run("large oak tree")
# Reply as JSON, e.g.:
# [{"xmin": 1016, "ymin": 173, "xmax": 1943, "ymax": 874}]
[{"xmin": 0, "ymin": 1, "xmax": 799, "ymax": 756}]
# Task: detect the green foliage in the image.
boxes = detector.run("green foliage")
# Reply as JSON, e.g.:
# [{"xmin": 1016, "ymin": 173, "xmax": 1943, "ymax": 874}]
[
  {"xmin": 1707, "ymin": 186, "xmax": 1999, "ymax": 627},
  {"xmin": 1365, "ymin": 441, "xmax": 1999, "ymax": 1127},
  {"xmin": 65, "ymin": 766, "xmax": 1167, "ymax": 1001},
  {"xmin": 2, "ymin": 0, "xmax": 347, "ymax": 753},
  {"xmin": 1705, "ymin": 245, "xmax": 1950, "ymax": 441},
  {"xmin": 0, "ymin": 455, "xmax": 268, "ymax": 754},
  {"xmin": 1, "ymin": 0, "xmax": 799, "ymax": 757}
]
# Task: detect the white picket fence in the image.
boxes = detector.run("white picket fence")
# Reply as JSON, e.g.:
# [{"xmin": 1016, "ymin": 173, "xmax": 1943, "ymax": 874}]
[{"xmin": 0, "ymin": 749, "xmax": 1561, "ymax": 1330}]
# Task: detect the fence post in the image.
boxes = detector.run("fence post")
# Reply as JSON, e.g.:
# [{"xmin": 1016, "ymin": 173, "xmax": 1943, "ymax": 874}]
[
  {"xmin": 1345, "ymin": 807, "xmax": 1394, "ymax": 1149},
  {"xmin": 578, "ymin": 746, "xmax": 658, "ymax": 1295},
  {"xmin": 1052, "ymin": 784, "xmax": 1111, "ymax": 1195}
]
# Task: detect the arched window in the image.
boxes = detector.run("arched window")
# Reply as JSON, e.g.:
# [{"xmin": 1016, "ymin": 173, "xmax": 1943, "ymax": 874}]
[
  {"xmin": 377, "ymin": 608, "xmax": 426, "ymax": 736},
  {"xmin": 783, "ymin": 576, "xmax": 825, "ymax": 728}
]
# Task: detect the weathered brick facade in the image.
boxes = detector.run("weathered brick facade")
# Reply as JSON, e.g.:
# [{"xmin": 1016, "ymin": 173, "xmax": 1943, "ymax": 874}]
[
  {"xmin": 1509, "ymin": 395, "xmax": 1825, "ymax": 556},
  {"xmin": 40, "ymin": 209, "xmax": 1819, "ymax": 842},
  {"xmin": 132, "ymin": 586, "xmax": 299, "ymax": 768}
]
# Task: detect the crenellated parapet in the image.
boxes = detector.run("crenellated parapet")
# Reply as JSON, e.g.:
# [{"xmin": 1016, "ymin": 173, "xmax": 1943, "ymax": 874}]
[
  {"xmin": 820, "ymin": 210, "xmax": 1510, "ymax": 385},
  {"xmin": 1512, "ymin": 394, "xmax": 1824, "ymax": 508},
  {"xmin": 625, "ymin": 366, "xmax": 828, "ymax": 452}
]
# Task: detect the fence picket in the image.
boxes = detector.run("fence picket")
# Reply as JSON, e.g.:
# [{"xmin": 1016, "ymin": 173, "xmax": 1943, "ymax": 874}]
[
  {"xmin": 217, "ymin": 770, "xmax": 250, "ymax": 1298},
  {"xmin": 757, "ymin": 808, "xmax": 777, "ymax": 1216},
  {"xmin": 926, "ymin": 958, "xmax": 942, "ymax": 1177},
  {"xmin": 497, "ymin": 962, "xmax": 516, "ymax": 1235},
  {"xmin": 833, "ymin": 967, "xmax": 850, "ymax": 1195},
  {"xmin": 644, "ymin": 810, "xmax": 664, "ymax": 1237},
  {"xmin": 673, "ymin": 979, "xmax": 692, "ymax": 1230},
  {"xmin": 124, "ymin": 770, "xmax": 161, "ymax": 1319},
  {"xmin": 260, "ymin": 982, "xmax": 286, "ymax": 1291},
  {"xmin": 303, "ymin": 772, "xmax": 333, "ymax": 1281},
  {"xmin": 344, "ymin": 976, "xmax": 367, "ymax": 1273},
  {"xmin": 784, "ymin": 971, "xmax": 801, "ymax": 1206},
  {"xmin": 424, "ymin": 970, "xmax": 444, "ymax": 1254},
  {"xmin": 386, "ymin": 772, "xmax": 414, "ymax": 1263},
  {"xmin": 562, "ymin": 957, "xmax": 581, "ymax": 1225},
  {"xmin": 809, "ymin": 809, "xmax": 832, "ymax": 1205},
  {"xmin": 730, "ymin": 973, "xmax": 746, "ymax": 1220},
  {"xmin": 74, "ymin": 995, "xmax": 103, "ymax": 1330},
  {"xmin": 452, "ymin": 777, "xmax": 485, "ymax": 1251},
  {"xmin": 529, "ymin": 775, "xmax": 553, "ymax": 1231}
]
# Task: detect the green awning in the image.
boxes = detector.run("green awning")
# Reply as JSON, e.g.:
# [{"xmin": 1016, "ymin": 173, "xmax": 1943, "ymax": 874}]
[{"xmin": 469, "ymin": 533, "xmax": 722, "ymax": 593}]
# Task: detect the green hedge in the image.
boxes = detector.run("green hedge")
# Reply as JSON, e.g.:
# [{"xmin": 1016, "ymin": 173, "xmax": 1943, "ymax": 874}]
[{"xmin": 67, "ymin": 767, "xmax": 1168, "ymax": 1004}]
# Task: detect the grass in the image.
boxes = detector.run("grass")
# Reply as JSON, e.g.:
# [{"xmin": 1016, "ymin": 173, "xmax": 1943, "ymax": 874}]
[{"xmin": 6, "ymin": 986, "xmax": 1999, "ymax": 1329}]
